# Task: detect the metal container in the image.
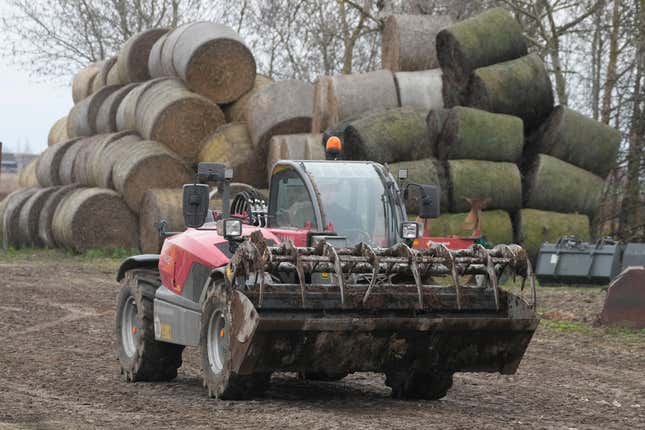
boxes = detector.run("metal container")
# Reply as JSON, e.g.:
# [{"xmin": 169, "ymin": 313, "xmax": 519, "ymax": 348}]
[{"xmin": 621, "ymin": 243, "xmax": 645, "ymax": 270}]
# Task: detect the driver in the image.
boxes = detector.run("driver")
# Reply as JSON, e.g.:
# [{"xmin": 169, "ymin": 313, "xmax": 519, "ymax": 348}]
[{"xmin": 317, "ymin": 179, "xmax": 366, "ymax": 237}]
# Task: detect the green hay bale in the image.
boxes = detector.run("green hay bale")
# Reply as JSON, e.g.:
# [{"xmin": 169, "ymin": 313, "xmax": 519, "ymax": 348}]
[
  {"xmin": 436, "ymin": 8, "xmax": 527, "ymax": 86},
  {"xmin": 467, "ymin": 54, "xmax": 554, "ymax": 130},
  {"xmin": 428, "ymin": 210, "xmax": 513, "ymax": 245},
  {"xmin": 447, "ymin": 159, "xmax": 522, "ymax": 213},
  {"xmin": 528, "ymin": 106, "xmax": 621, "ymax": 178},
  {"xmin": 437, "ymin": 107, "xmax": 524, "ymax": 162},
  {"xmin": 523, "ymin": 154, "xmax": 604, "ymax": 217},
  {"xmin": 343, "ymin": 107, "xmax": 432, "ymax": 163},
  {"xmin": 426, "ymin": 108, "xmax": 450, "ymax": 154},
  {"xmin": 388, "ymin": 158, "xmax": 448, "ymax": 213},
  {"xmin": 515, "ymin": 209, "xmax": 590, "ymax": 262}
]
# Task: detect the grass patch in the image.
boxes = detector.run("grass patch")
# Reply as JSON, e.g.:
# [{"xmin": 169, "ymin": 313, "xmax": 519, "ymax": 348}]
[
  {"xmin": 0, "ymin": 247, "xmax": 139, "ymax": 272},
  {"xmin": 540, "ymin": 319, "xmax": 594, "ymax": 335}
]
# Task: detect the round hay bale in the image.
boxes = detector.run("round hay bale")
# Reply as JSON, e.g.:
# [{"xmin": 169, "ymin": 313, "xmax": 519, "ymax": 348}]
[
  {"xmin": 514, "ymin": 208, "xmax": 590, "ymax": 262},
  {"xmin": 95, "ymin": 83, "xmax": 138, "ymax": 133},
  {"xmin": 343, "ymin": 107, "xmax": 431, "ymax": 163},
  {"xmin": 246, "ymin": 80, "xmax": 315, "ymax": 148},
  {"xmin": 72, "ymin": 135, "xmax": 114, "ymax": 186},
  {"xmin": 198, "ymin": 123, "xmax": 266, "ymax": 188},
  {"xmin": 429, "ymin": 210, "xmax": 513, "ymax": 245},
  {"xmin": 18, "ymin": 187, "xmax": 59, "ymax": 247},
  {"xmin": 382, "ymin": 14, "xmax": 453, "ymax": 72},
  {"xmin": 388, "ymin": 158, "xmax": 448, "ymax": 213},
  {"xmin": 51, "ymin": 188, "xmax": 139, "ymax": 252},
  {"xmin": 394, "ymin": 69, "xmax": 444, "ymax": 111},
  {"xmin": 92, "ymin": 133, "xmax": 143, "ymax": 189},
  {"xmin": 437, "ymin": 107, "xmax": 524, "ymax": 162},
  {"xmin": 223, "ymin": 74, "xmax": 273, "ymax": 123},
  {"xmin": 426, "ymin": 108, "xmax": 450, "ymax": 151},
  {"xmin": 322, "ymin": 114, "xmax": 359, "ymax": 152},
  {"xmin": 48, "ymin": 116, "xmax": 69, "ymax": 146},
  {"xmin": 436, "ymin": 8, "xmax": 528, "ymax": 86},
  {"xmin": 106, "ymin": 59, "xmax": 123, "ymax": 86},
  {"xmin": 36, "ymin": 138, "xmax": 82, "ymax": 187},
  {"xmin": 311, "ymin": 76, "xmax": 333, "ymax": 134},
  {"xmin": 2, "ymin": 187, "xmax": 38, "ymax": 249},
  {"xmin": 115, "ymin": 79, "xmax": 165, "ymax": 131},
  {"xmin": 139, "ymin": 188, "xmax": 184, "ymax": 253},
  {"xmin": 466, "ymin": 54, "xmax": 554, "ymax": 131},
  {"xmin": 72, "ymin": 63, "xmax": 100, "ymax": 103},
  {"xmin": 160, "ymin": 22, "xmax": 194, "ymax": 77},
  {"xmin": 148, "ymin": 32, "xmax": 169, "ymax": 78},
  {"xmin": 92, "ymin": 57, "xmax": 117, "ymax": 93},
  {"xmin": 328, "ymin": 70, "xmax": 399, "ymax": 127},
  {"xmin": 266, "ymin": 133, "xmax": 324, "ymax": 182},
  {"xmin": 523, "ymin": 154, "xmax": 604, "ymax": 217},
  {"xmin": 529, "ymin": 106, "xmax": 621, "ymax": 178},
  {"xmin": 18, "ymin": 158, "xmax": 39, "ymax": 187},
  {"xmin": 68, "ymin": 85, "xmax": 123, "ymax": 137},
  {"xmin": 118, "ymin": 28, "xmax": 169, "ymax": 83},
  {"xmin": 58, "ymin": 138, "xmax": 88, "ymax": 185},
  {"xmin": 172, "ymin": 21, "xmax": 256, "ymax": 103},
  {"xmin": 136, "ymin": 78, "xmax": 225, "ymax": 160},
  {"xmin": 446, "ymin": 159, "xmax": 522, "ymax": 213},
  {"xmin": 113, "ymin": 140, "xmax": 192, "ymax": 213},
  {"xmin": 38, "ymin": 184, "xmax": 81, "ymax": 248}
]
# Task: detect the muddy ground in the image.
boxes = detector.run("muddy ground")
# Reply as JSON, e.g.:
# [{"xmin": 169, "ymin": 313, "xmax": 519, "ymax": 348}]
[{"xmin": 0, "ymin": 250, "xmax": 643, "ymax": 429}]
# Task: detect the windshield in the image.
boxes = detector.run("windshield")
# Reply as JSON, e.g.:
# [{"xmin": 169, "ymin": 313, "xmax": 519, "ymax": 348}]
[{"xmin": 303, "ymin": 162, "xmax": 389, "ymax": 247}]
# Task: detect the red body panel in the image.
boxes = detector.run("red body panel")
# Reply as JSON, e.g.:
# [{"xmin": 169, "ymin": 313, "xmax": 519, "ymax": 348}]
[{"xmin": 413, "ymin": 236, "xmax": 477, "ymax": 250}]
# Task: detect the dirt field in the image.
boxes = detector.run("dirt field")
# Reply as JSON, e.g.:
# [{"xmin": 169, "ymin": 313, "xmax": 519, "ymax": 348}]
[{"xmin": 0, "ymin": 249, "xmax": 643, "ymax": 429}]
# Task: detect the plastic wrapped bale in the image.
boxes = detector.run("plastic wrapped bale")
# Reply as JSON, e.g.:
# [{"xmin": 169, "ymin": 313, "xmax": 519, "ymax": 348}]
[
  {"xmin": 139, "ymin": 188, "xmax": 185, "ymax": 253},
  {"xmin": 523, "ymin": 154, "xmax": 604, "ymax": 217},
  {"xmin": 48, "ymin": 116, "xmax": 69, "ymax": 146},
  {"xmin": 118, "ymin": 28, "xmax": 169, "ymax": 83},
  {"xmin": 223, "ymin": 74, "xmax": 273, "ymax": 123},
  {"xmin": 36, "ymin": 138, "xmax": 83, "ymax": 187},
  {"xmin": 428, "ymin": 210, "xmax": 513, "ymax": 245},
  {"xmin": 2, "ymin": 187, "xmax": 38, "ymax": 249},
  {"xmin": 92, "ymin": 133, "xmax": 143, "ymax": 189},
  {"xmin": 38, "ymin": 184, "xmax": 82, "ymax": 248},
  {"xmin": 426, "ymin": 109, "xmax": 451, "ymax": 151},
  {"xmin": 267, "ymin": 134, "xmax": 325, "ymax": 182},
  {"xmin": 18, "ymin": 158, "xmax": 39, "ymax": 187},
  {"xmin": 51, "ymin": 188, "xmax": 138, "ymax": 253},
  {"xmin": 92, "ymin": 57, "xmax": 117, "ymax": 93},
  {"xmin": 436, "ymin": 8, "xmax": 527, "ymax": 86},
  {"xmin": 394, "ymin": 69, "xmax": 445, "ymax": 111},
  {"xmin": 343, "ymin": 107, "xmax": 432, "ymax": 163},
  {"xmin": 381, "ymin": 14, "xmax": 453, "ymax": 72},
  {"xmin": 72, "ymin": 63, "xmax": 100, "ymax": 103},
  {"xmin": 18, "ymin": 187, "xmax": 59, "ymax": 247},
  {"xmin": 198, "ymin": 123, "xmax": 267, "ymax": 188},
  {"xmin": 528, "ymin": 106, "xmax": 621, "ymax": 178},
  {"xmin": 514, "ymin": 208, "xmax": 590, "ymax": 262},
  {"xmin": 135, "ymin": 78, "xmax": 225, "ymax": 160},
  {"xmin": 436, "ymin": 107, "xmax": 524, "ymax": 162},
  {"xmin": 247, "ymin": 80, "xmax": 314, "ymax": 148},
  {"xmin": 67, "ymin": 85, "xmax": 123, "ymax": 137},
  {"xmin": 388, "ymin": 158, "xmax": 449, "ymax": 213},
  {"xmin": 95, "ymin": 83, "xmax": 138, "ymax": 133},
  {"xmin": 446, "ymin": 160, "xmax": 522, "ymax": 213},
  {"xmin": 466, "ymin": 54, "xmax": 554, "ymax": 130},
  {"xmin": 171, "ymin": 21, "xmax": 256, "ymax": 103}
]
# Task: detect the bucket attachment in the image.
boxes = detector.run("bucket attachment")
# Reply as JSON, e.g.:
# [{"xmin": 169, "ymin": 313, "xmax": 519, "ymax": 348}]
[{"xmin": 598, "ymin": 266, "xmax": 645, "ymax": 329}]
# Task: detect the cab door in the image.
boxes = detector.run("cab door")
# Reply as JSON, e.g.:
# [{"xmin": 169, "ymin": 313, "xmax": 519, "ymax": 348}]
[{"xmin": 268, "ymin": 165, "xmax": 322, "ymax": 231}]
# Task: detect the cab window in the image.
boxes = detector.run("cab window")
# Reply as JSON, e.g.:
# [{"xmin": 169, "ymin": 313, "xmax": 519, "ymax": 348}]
[{"xmin": 269, "ymin": 169, "xmax": 317, "ymax": 229}]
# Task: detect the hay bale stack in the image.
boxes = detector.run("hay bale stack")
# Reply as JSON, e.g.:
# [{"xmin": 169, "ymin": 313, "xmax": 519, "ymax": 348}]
[
  {"xmin": 171, "ymin": 21, "xmax": 256, "ymax": 103},
  {"xmin": 515, "ymin": 208, "xmax": 591, "ymax": 261},
  {"xmin": 389, "ymin": 158, "xmax": 449, "ymax": 212},
  {"xmin": 381, "ymin": 14, "xmax": 453, "ymax": 72},
  {"xmin": 72, "ymin": 135, "xmax": 114, "ymax": 186},
  {"xmin": 327, "ymin": 70, "xmax": 399, "ymax": 129},
  {"xmin": 18, "ymin": 187, "xmax": 59, "ymax": 247},
  {"xmin": 267, "ymin": 133, "xmax": 324, "ymax": 180},
  {"xmin": 467, "ymin": 54, "xmax": 554, "ymax": 130},
  {"xmin": 51, "ymin": 188, "xmax": 138, "ymax": 252},
  {"xmin": 436, "ymin": 8, "xmax": 527, "ymax": 86},
  {"xmin": 528, "ymin": 106, "xmax": 621, "ymax": 177},
  {"xmin": 429, "ymin": 210, "xmax": 513, "ymax": 245},
  {"xmin": 72, "ymin": 63, "xmax": 101, "ymax": 103},
  {"xmin": 96, "ymin": 83, "xmax": 138, "ymax": 134},
  {"xmin": 58, "ymin": 138, "xmax": 87, "ymax": 185},
  {"xmin": 116, "ymin": 79, "xmax": 165, "ymax": 131},
  {"xmin": 148, "ymin": 33, "xmax": 169, "ymax": 78},
  {"xmin": 136, "ymin": 78, "xmax": 225, "ymax": 160},
  {"xmin": 223, "ymin": 74, "xmax": 273, "ymax": 123},
  {"xmin": 118, "ymin": 28, "xmax": 169, "ymax": 83},
  {"xmin": 426, "ymin": 108, "xmax": 451, "ymax": 150},
  {"xmin": 160, "ymin": 22, "xmax": 194, "ymax": 76},
  {"xmin": 312, "ymin": 76, "xmax": 333, "ymax": 133},
  {"xmin": 436, "ymin": 107, "xmax": 524, "ymax": 162},
  {"xmin": 446, "ymin": 159, "xmax": 522, "ymax": 213},
  {"xmin": 2, "ymin": 187, "xmax": 38, "ymax": 249},
  {"xmin": 68, "ymin": 85, "xmax": 123, "ymax": 137},
  {"xmin": 139, "ymin": 188, "xmax": 185, "ymax": 253},
  {"xmin": 38, "ymin": 184, "xmax": 81, "ymax": 248},
  {"xmin": 343, "ymin": 107, "xmax": 431, "ymax": 163},
  {"xmin": 92, "ymin": 133, "xmax": 142, "ymax": 189},
  {"xmin": 394, "ymin": 69, "xmax": 444, "ymax": 111},
  {"xmin": 106, "ymin": 59, "xmax": 123, "ymax": 86},
  {"xmin": 48, "ymin": 116, "xmax": 69, "ymax": 146},
  {"xmin": 322, "ymin": 115, "xmax": 360, "ymax": 150},
  {"xmin": 112, "ymin": 140, "xmax": 192, "ymax": 213},
  {"xmin": 523, "ymin": 154, "xmax": 604, "ymax": 216},
  {"xmin": 92, "ymin": 57, "xmax": 117, "ymax": 93},
  {"xmin": 36, "ymin": 138, "xmax": 82, "ymax": 186},
  {"xmin": 18, "ymin": 159, "xmax": 39, "ymax": 187},
  {"xmin": 198, "ymin": 123, "xmax": 266, "ymax": 188},
  {"xmin": 247, "ymin": 80, "xmax": 314, "ymax": 148}
]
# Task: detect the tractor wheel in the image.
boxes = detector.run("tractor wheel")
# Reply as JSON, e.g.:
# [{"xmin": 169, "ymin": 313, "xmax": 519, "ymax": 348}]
[
  {"xmin": 385, "ymin": 369, "xmax": 453, "ymax": 400},
  {"xmin": 200, "ymin": 282, "xmax": 271, "ymax": 400},
  {"xmin": 116, "ymin": 269, "xmax": 184, "ymax": 382},
  {"xmin": 299, "ymin": 371, "xmax": 349, "ymax": 381}
]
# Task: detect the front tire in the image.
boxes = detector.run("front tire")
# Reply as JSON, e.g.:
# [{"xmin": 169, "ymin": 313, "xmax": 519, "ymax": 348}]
[
  {"xmin": 385, "ymin": 369, "xmax": 453, "ymax": 400},
  {"xmin": 116, "ymin": 269, "xmax": 184, "ymax": 382}
]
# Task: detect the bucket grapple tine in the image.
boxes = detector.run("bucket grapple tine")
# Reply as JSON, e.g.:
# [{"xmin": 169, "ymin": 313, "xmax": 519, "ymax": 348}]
[
  {"xmin": 359, "ymin": 243, "xmax": 380, "ymax": 305},
  {"xmin": 324, "ymin": 243, "xmax": 345, "ymax": 305},
  {"xmin": 432, "ymin": 244, "xmax": 462, "ymax": 310}
]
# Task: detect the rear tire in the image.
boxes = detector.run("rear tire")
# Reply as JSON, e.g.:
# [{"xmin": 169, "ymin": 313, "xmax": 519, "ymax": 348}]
[
  {"xmin": 116, "ymin": 269, "xmax": 184, "ymax": 382},
  {"xmin": 385, "ymin": 369, "xmax": 453, "ymax": 400}
]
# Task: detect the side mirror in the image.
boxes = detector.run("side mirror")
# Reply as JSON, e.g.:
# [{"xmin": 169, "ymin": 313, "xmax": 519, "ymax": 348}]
[
  {"xmin": 183, "ymin": 184, "xmax": 210, "ymax": 228},
  {"xmin": 404, "ymin": 183, "xmax": 440, "ymax": 219}
]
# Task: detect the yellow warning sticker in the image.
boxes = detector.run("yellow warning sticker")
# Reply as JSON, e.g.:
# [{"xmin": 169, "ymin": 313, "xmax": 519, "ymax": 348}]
[
  {"xmin": 160, "ymin": 323, "xmax": 172, "ymax": 341},
  {"xmin": 321, "ymin": 272, "xmax": 329, "ymax": 279}
]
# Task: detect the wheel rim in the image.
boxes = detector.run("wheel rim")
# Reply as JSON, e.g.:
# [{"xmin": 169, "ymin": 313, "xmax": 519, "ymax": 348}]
[
  {"xmin": 121, "ymin": 296, "xmax": 138, "ymax": 357},
  {"xmin": 207, "ymin": 310, "xmax": 226, "ymax": 374}
]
